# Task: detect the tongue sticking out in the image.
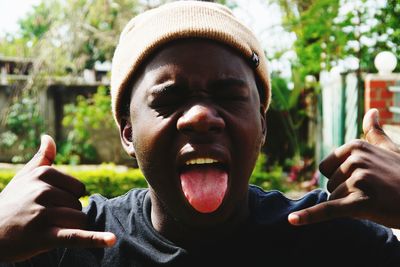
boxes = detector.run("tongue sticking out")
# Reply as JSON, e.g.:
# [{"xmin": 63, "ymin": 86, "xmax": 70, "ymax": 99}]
[{"xmin": 180, "ymin": 165, "xmax": 228, "ymax": 213}]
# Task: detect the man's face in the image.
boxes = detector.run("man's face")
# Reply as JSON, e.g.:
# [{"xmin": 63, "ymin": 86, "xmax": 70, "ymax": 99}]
[{"xmin": 121, "ymin": 39, "xmax": 266, "ymax": 226}]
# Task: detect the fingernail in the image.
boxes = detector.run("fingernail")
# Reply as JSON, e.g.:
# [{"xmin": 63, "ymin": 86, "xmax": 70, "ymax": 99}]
[
  {"xmin": 288, "ymin": 213, "xmax": 300, "ymax": 225},
  {"xmin": 40, "ymin": 135, "xmax": 47, "ymax": 150},
  {"xmin": 375, "ymin": 114, "xmax": 381, "ymax": 128},
  {"xmin": 102, "ymin": 233, "xmax": 116, "ymax": 246}
]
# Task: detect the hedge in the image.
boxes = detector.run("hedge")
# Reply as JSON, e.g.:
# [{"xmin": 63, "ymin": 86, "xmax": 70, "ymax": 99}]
[
  {"xmin": 0, "ymin": 164, "xmax": 148, "ymax": 199},
  {"xmin": 0, "ymin": 154, "xmax": 290, "ymax": 200}
]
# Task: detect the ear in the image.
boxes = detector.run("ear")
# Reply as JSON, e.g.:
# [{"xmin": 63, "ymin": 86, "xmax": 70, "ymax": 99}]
[
  {"xmin": 259, "ymin": 105, "xmax": 267, "ymax": 146},
  {"xmin": 119, "ymin": 117, "xmax": 136, "ymax": 158}
]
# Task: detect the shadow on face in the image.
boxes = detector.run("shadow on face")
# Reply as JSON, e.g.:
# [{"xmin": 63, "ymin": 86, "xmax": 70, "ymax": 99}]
[{"xmin": 119, "ymin": 39, "xmax": 266, "ymax": 228}]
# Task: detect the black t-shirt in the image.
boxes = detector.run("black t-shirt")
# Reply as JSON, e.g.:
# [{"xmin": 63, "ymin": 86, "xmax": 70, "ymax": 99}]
[{"xmin": 4, "ymin": 185, "xmax": 400, "ymax": 266}]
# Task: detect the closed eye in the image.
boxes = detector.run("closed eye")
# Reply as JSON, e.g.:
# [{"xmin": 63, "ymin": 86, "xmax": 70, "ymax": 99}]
[
  {"xmin": 209, "ymin": 78, "xmax": 250, "ymax": 101},
  {"xmin": 148, "ymin": 83, "xmax": 188, "ymax": 116}
]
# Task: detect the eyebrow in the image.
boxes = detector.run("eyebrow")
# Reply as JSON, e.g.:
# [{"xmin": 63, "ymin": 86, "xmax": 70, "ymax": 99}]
[
  {"xmin": 207, "ymin": 77, "xmax": 249, "ymax": 91},
  {"xmin": 148, "ymin": 77, "xmax": 248, "ymax": 96},
  {"xmin": 148, "ymin": 80, "xmax": 181, "ymax": 95}
]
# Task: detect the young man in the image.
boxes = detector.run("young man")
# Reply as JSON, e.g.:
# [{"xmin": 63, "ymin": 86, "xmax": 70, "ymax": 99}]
[{"xmin": 1, "ymin": 1, "xmax": 400, "ymax": 266}]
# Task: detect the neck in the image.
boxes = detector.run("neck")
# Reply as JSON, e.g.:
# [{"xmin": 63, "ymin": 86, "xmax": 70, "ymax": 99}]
[{"xmin": 149, "ymin": 190, "xmax": 250, "ymax": 247}]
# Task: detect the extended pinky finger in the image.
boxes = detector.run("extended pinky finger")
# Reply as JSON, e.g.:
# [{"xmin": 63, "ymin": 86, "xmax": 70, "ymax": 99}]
[{"xmin": 47, "ymin": 227, "xmax": 117, "ymax": 249}]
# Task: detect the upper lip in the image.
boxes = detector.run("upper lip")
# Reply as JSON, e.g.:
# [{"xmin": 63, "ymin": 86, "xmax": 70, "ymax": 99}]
[{"xmin": 176, "ymin": 144, "xmax": 230, "ymax": 171}]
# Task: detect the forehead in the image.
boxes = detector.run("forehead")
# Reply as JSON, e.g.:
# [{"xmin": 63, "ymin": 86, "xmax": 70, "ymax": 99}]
[{"xmin": 137, "ymin": 39, "xmax": 256, "ymax": 85}]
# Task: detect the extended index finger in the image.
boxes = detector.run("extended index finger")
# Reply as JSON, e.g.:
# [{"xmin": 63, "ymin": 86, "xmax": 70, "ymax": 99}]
[{"xmin": 288, "ymin": 196, "xmax": 357, "ymax": 226}]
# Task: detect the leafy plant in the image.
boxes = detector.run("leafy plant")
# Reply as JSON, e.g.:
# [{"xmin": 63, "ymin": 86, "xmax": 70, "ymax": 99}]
[
  {"xmin": 0, "ymin": 93, "xmax": 45, "ymax": 163},
  {"xmin": 0, "ymin": 163, "xmax": 147, "ymax": 199},
  {"xmin": 56, "ymin": 86, "xmax": 116, "ymax": 164},
  {"xmin": 250, "ymin": 153, "xmax": 288, "ymax": 192}
]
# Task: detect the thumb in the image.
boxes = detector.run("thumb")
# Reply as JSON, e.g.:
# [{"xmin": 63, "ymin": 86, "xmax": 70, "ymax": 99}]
[
  {"xmin": 21, "ymin": 134, "xmax": 57, "ymax": 174},
  {"xmin": 37, "ymin": 134, "xmax": 57, "ymax": 165},
  {"xmin": 362, "ymin": 108, "xmax": 399, "ymax": 153}
]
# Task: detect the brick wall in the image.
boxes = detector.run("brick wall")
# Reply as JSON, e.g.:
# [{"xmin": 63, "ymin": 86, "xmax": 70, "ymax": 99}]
[{"xmin": 365, "ymin": 74, "xmax": 400, "ymax": 125}]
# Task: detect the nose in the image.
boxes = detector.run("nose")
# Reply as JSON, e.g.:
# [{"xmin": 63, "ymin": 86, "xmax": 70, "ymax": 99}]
[{"xmin": 177, "ymin": 104, "xmax": 225, "ymax": 134}]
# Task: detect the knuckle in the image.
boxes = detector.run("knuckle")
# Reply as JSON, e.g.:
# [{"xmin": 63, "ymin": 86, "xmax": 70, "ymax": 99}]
[
  {"xmin": 58, "ymin": 229, "xmax": 102, "ymax": 248},
  {"xmin": 348, "ymin": 192, "xmax": 370, "ymax": 213},
  {"xmin": 350, "ymin": 139, "xmax": 367, "ymax": 151},
  {"xmin": 75, "ymin": 233, "xmax": 98, "ymax": 247},
  {"xmin": 39, "ymin": 184, "xmax": 53, "ymax": 195},
  {"xmin": 34, "ymin": 184, "xmax": 54, "ymax": 203},
  {"xmin": 301, "ymin": 208, "xmax": 313, "ymax": 224},
  {"xmin": 63, "ymin": 231, "xmax": 81, "ymax": 246},
  {"xmin": 326, "ymin": 180, "xmax": 338, "ymax": 193},
  {"xmin": 371, "ymin": 127, "xmax": 385, "ymax": 138},
  {"xmin": 351, "ymin": 169, "xmax": 371, "ymax": 188},
  {"xmin": 30, "ymin": 204, "xmax": 48, "ymax": 222},
  {"xmin": 34, "ymin": 166, "xmax": 53, "ymax": 178},
  {"xmin": 88, "ymin": 234, "xmax": 100, "ymax": 246},
  {"xmin": 319, "ymin": 157, "xmax": 328, "ymax": 167},
  {"xmin": 351, "ymin": 191, "xmax": 370, "ymax": 203},
  {"xmin": 320, "ymin": 202, "xmax": 335, "ymax": 219},
  {"xmin": 353, "ymin": 169, "xmax": 368, "ymax": 180},
  {"xmin": 319, "ymin": 160, "xmax": 328, "ymax": 173},
  {"xmin": 347, "ymin": 154, "xmax": 365, "ymax": 169}
]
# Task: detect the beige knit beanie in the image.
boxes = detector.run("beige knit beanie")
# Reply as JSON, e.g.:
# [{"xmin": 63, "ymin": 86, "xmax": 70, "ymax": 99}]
[{"xmin": 111, "ymin": 0, "xmax": 271, "ymax": 127}]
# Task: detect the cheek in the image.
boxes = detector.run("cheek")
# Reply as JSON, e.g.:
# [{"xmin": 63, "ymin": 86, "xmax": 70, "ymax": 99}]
[
  {"xmin": 230, "ymin": 110, "xmax": 263, "ymax": 174},
  {"xmin": 131, "ymin": 111, "xmax": 175, "ymax": 173}
]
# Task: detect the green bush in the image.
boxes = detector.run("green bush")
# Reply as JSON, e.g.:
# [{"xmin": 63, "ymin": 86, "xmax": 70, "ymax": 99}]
[
  {"xmin": 67, "ymin": 166, "xmax": 147, "ymax": 198},
  {"xmin": 0, "ymin": 94, "xmax": 45, "ymax": 163},
  {"xmin": 0, "ymin": 164, "xmax": 147, "ymax": 199},
  {"xmin": 250, "ymin": 153, "xmax": 288, "ymax": 192},
  {"xmin": 56, "ymin": 86, "xmax": 116, "ymax": 164},
  {"xmin": 0, "ymin": 170, "xmax": 15, "ymax": 191},
  {"xmin": 0, "ymin": 155, "xmax": 290, "ymax": 199}
]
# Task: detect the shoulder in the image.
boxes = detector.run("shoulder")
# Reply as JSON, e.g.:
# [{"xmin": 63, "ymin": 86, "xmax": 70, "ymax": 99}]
[
  {"xmin": 248, "ymin": 186, "xmax": 400, "ymax": 264},
  {"xmin": 85, "ymin": 188, "xmax": 148, "ymax": 208},
  {"xmin": 83, "ymin": 188, "xmax": 148, "ymax": 231},
  {"xmin": 248, "ymin": 185, "xmax": 328, "ymax": 223}
]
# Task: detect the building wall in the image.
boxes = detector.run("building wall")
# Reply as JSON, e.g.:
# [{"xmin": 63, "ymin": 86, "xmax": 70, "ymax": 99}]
[
  {"xmin": 364, "ymin": 74, "xmax": 400, "ymax": 125},
  {"xmin": 364, "ymin": 74, "xmax": 400, "ymax": 145}
]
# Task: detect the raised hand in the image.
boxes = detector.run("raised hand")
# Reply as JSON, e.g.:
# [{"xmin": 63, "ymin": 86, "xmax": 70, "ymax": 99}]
[
  {"xmin": 288, "ymin": 109, "xmax": 400, "ymax": 228},
  {"xmin": 0, "ymin": 135, "xmax": 116, "ymax": 262}
]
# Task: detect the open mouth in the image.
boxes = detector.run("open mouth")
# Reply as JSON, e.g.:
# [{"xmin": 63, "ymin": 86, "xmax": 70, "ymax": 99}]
[{"xmin": 179, "ymin": 157, "xmax": 228, "ymax": 213}]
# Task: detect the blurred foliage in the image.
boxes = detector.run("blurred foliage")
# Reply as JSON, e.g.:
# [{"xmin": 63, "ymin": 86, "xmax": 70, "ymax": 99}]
[
  {"xmin": 0, "ymin": 163, "xmax": 147, "ymax": 198},
  {"xmin": 372, "ymin": 0, "xmax": 400, "ymax": 72},
  {"xmin": 0, "ymin": 0, "xmax": 141, "ymax": 73},
  {"xmin": 267, "ymin": 75, "xmax": 303, "ymax": 159},
  {"xmin": 0, "ymin": 91, "xmax": 45, "ymax": 163},
  {"xmin": 250, "ymin": 153, "xmax": 288, "ymax": 192},
  {"xmin": 56, "ymin": 86, "xmax": 116, "ymax": 164},
  {"xmin": 66, "ymin": 164, "xmax": 147, "ymax": 197},
  {"xmin": 0, "ymin": 155, "xmax": 304, "ymax": 199},
  {"xmin": 19, "ymin": 2, "xmax": 57, "ymax": 42},
  {"xmin": 273, "ymin": 0, "xmax": 400, "ymax": 82},
  {"xmin": 0, "ymin": 0, "xmax": 144, "ymax": 164}
]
